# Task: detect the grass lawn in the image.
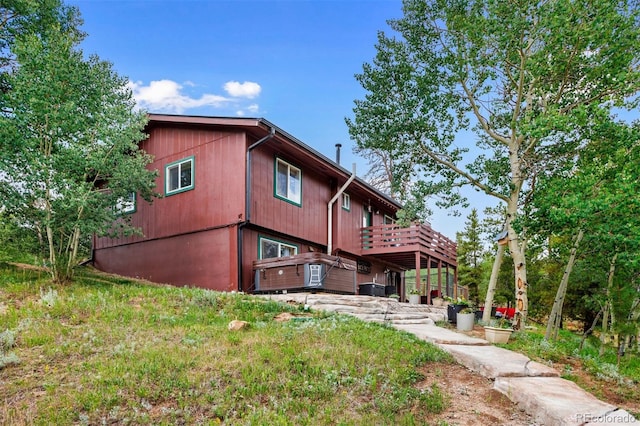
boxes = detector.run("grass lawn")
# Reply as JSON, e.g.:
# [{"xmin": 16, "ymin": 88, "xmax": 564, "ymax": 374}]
[{"xmin": 1, "ymin": 262, "xmax": 453, "ymax": 425}]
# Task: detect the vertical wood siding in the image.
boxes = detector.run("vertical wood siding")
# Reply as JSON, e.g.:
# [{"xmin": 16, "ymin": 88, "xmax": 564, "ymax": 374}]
[
  {"xmin": 249, "ymin": 146, "xmax": 330, "ymax": 243},
  {"xmin": 95, "ymin": 126, "xmax": 247, "ymax": 249}
]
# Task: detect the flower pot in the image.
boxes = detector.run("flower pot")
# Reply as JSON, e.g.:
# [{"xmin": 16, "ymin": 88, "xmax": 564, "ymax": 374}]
[
  {"xmin": 447, "ymin": 304, "xmax": 466, "ymax": 323},
  {"xmin": 456, "ymin": 312, "xmax": 475, "ymax": 331},
  {"xmin": 484, "ymin": 326, "xmax": 513, "ymax": 344},
  {"xmin": 409, "ymin": 294, "xmax": 421, "ymax": 304},
  {"xmin": 432, "ymin": 297, "xmax": 444, "ymax": 307}
]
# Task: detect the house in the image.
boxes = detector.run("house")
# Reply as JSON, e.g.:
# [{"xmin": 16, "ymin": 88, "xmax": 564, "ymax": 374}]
[{"xmin": 93, "ymin": 114, "xmax": 459, "ymax": 300}]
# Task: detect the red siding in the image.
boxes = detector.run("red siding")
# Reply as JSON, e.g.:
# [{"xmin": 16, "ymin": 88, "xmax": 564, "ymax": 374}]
[
  {"xmin": 94, "ymin": 227, "xmax": 237, "ymax": 291},
  {"xmin": 249, "ymin": 146, "xmax": 329, "ymax": 244},
  {"xmin": 95, "ymin": 126, "xmax": 247, "ymax": 249},
  {"xmin": 92, "ymin": 117, "xmax": 422, "ymax": 292}
]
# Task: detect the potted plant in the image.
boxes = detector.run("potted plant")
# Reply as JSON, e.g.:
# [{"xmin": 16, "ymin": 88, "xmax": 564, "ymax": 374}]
[
  {"xmin": 408, "ymin": 288, "xmax": 421, "ymax": 304},
  {"xmin": 432, "ymin": 296, "xmax": 444, "ymax": 307},
  {"xmin": 447, "ymin": 297, "xmax": 469, "ymax": 324},
  {"xmin": 456, "ymin": 306, "xmax": 476, "ymax": 331},
  {"xmin": 484, "ymin": 318, "xmax": 514, "ymax": 343}
]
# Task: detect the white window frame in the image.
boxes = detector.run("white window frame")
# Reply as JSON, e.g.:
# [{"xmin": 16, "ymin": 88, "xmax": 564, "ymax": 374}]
[
  {"xmin": 341, "ymin": 193, "xmax": 351, "ymax": 211},
  {"xmin": 165, "ymin": 156, "xmax": 194, "ymax": 195},
  {"xmin": 274, "ymin": 157, "xmax": 302, "ymax": 206},
  {"xmin": 259, "ymin": 237, "xmax": 299, "ymax": 259}
]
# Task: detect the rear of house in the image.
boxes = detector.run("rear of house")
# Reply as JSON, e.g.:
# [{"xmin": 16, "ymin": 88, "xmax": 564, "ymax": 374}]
[{"xmin": 93, "ymin": 114, "xmax": 459, "ymax": 300}]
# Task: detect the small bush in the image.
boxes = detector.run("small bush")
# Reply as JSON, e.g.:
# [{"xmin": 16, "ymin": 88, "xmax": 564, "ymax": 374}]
[
  {"xmin": 40, "ymin": 287, "xmax": 59, "ymax": 307},
  {"xmin": 0, "ymin": 328, "xmax": 20, "ymax": 369}
]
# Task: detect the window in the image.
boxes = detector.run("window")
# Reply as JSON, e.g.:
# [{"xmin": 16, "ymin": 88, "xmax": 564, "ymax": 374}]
[
  {"xmin": 342, "ymin": 193, "xmax": 351, "ymax": 211},
  {"xmin": 259, "ymin": 237, "xmax": 298, "ymax": 259},
  {"xmin": 115, "ymin": 192, "xmax": 136, "ymax": 214},
  {"xmin": 165, "ymin": 156, "xmax": 194, "ymax": 195},
  {"xmin": 275, "ymin": 158, "xmax": 301, "ymax": 206}
]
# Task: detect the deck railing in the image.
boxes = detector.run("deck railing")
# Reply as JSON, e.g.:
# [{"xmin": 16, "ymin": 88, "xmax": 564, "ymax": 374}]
[{"xmin": 361, "ymin": 223, "xmax": 457, "ymax": 262}]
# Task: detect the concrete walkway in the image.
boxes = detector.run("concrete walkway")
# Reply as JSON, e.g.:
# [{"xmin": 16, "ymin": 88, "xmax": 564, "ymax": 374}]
[{"xmin": 261, "ymin": 293, "xmax": 638, "ymax": 425}]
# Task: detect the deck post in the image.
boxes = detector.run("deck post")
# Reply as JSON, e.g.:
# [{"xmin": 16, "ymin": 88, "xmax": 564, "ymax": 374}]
[
  {"xmin": 438, "ymin": 260, "xmax": 443, "ymax": 298},
  {"xmin": 427, "ymin": 256, "xmax": 432, "ymax": 304},
  {"xmin": 454, "ymin": 265, "xmax": 458, "ymax": 297},
  {"xmin": 415, "ymin": 251, "xmax": 421, "ymax": 300}
]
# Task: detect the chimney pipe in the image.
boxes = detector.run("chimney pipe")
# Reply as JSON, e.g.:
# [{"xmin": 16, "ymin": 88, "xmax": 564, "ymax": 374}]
[{"xmin": 335, "ymin": 143, "xmax": 342, "ymax": 165}]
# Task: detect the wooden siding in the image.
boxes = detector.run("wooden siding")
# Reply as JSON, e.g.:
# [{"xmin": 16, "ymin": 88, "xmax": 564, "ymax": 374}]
[
  {"xmin": 249, "ymin": 145, "xmax": 330, "ymax": 244},
  {"xmin": 91, "ymin": 115, "xmax": 456, "ymax": 293},
  {"xmin": 332, "ymin": 195, "xmax": 401, "ymax": 256},
  {"xmin": 93, "ymin": 227, "xmax": 238, "ymax": 291},
  {"xmin": 95, "ymin": 126, "xmax": 247, "ymax": 249}
]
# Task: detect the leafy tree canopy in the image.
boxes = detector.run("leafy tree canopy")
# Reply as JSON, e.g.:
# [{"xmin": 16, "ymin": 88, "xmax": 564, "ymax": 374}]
[
  {"xmin": 347, "ymin": 0, "xmax": 640, "ymax": 327},
  {"xmin": 0, "ymin": 0, "xmax": 157, "ymax": 282}
]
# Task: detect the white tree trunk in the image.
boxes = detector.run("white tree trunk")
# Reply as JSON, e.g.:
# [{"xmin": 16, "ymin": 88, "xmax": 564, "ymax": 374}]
[
  {"xmin": 505, "ymin": 138, "xmax": 529, "ymax": 331},
  {"xmin": 482, "ymin": 243, "xmax": 505, "ymax": 323},
  {"xmin": 505, "ymin": 204, "xmax": 528, "ymax": 330},
  {"xmin": 600, "ymin": 254, "xmax": 618, "ymax": 355},
  {"xmin": 545, "ymin": 229, "xmax": 584, "ymax": 340}
]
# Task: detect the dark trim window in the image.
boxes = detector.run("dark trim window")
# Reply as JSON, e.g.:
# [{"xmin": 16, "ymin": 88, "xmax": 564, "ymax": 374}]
[
  {"xmin": 165, "ymin": 156, "xmax": 194, "ymax": 195},
  {"xmin": 274, "ymin": 157, "xmax": 301, "ymax": 206},
  {"xmin": 116, "ymin": 192, "xmax": 136, "ymax": 214},
  {"xmin": 259, "ymin": 236, "xmax": 298, "ymax": 259},
  {"xmin": 342, "ymin": 193, "xmax": 351, "ymax": 211}
]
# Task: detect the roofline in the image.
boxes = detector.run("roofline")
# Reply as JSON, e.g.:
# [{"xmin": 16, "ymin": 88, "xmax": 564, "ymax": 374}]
[{"xmin": 146, "ymin": 113, "xmax": 402, "ymax": 209}]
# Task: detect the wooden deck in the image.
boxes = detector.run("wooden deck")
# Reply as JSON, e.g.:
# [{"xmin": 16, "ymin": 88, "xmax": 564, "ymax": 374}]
[{"xmin": 361, "ymin": 223, "xmax": 457, "ymax": 270}]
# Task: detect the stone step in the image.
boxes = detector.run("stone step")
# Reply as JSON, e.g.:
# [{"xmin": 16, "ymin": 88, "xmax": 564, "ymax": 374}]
[
  {"xmin": 439, "ymin": 344, "xmax": 559, "ymax": 379},
  {"xmin": 494, "ymin": 377, "xmax": 639, "ymax": 426}
]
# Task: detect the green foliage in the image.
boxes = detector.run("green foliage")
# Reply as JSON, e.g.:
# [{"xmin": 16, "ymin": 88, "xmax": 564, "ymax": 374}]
[
  {"xmin": 348, "ymin": 0, "xmax": 640, "ymax": 213},
  {"xmin": 0, "ymin": 211, "xmax": 40, "ymax": 262},
  {"xmin": 456, "ymin": 209, "xmax": 486, "ymax": 305},
  {"xmin": 348, "ymin": 0, "xmax": 640, "ymax": 327},
  {"xmin": 0, "ymin": 263, "xmax": 455, "ymax": 424},
  {"xmin": 523, "ymin": 121, "xmax": 640, "ymax": 333},
  {"xmin": 0, "ymin": 1, "xmax": 157, "ymax": 283}
]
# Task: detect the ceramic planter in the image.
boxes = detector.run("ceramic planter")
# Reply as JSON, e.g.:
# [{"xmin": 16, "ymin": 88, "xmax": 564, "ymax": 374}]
[
  {"xmin": 409, "ymin": 294, "xmax": 421, "ymax": 304},
  {"xmin": 484, "ymin": 326, "xmax": 514, "ymax": 343},
  {"xmin": 456, "ymin": 312, "xmax": 475, "ymax": 331}
]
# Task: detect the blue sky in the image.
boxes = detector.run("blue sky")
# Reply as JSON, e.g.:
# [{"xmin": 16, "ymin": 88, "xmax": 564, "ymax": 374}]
[{"xmin": 68, "ymin": 0, "xmax": 486, "ymax": 239}]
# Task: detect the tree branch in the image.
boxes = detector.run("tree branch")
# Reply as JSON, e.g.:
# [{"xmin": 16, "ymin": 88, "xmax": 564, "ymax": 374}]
[{"xmin": 417, "ymin": 143, "xmax": 509, "ymax": 203}]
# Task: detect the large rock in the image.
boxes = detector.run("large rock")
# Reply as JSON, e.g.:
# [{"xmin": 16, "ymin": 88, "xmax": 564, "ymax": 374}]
[
  {"xmin": 439, "ymin": 344, "xmax": 559, "ymax": 379},
  {"xmin": 260, "ymin": 293, "xmax": 445, "ymax": 325},
  {"xmin": 393, "ymin": 323, "xmax": 489, "ymax": 346},
  {"xmin": 494, "ymin": 377, "xmax": 638, "ymax": 425}
]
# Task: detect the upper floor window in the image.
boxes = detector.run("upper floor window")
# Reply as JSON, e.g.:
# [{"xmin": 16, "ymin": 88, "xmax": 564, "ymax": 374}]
[
  {"xmin": 259, "ymin": 236, "xmax": 298, "ymax": 259},
  {"xmin": 342, "ymin": 193, "xmax": 351, "ymax": 211},
  {"xmin": 166, "ymin": 156, "xmax": 194, "ymax": 195},
  {"xmin": 275, "ymin": 157, "xmax": 301, "ymax": 206},
  {"xmin": 115, "ymin": 192, "xmax": 136, "ymax": 214}
]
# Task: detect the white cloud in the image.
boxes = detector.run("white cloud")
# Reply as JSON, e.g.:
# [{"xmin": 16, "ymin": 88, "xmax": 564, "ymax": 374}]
[
  {"xmin": 224, "ymin": 81, "xmax": 261, "ymax": 99},
  {"xmin": 247, "ymin": 104, "xmax": 259, "ymax": 113},
  {"xmin": 127, "ymin": 79, "xmax": 229, "ymax": 113}
]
